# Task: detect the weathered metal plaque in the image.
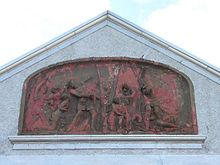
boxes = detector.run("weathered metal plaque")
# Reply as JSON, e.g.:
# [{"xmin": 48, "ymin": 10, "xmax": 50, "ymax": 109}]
[{"xmin": 19, "ymin": 58, "xmax": 198, "ymax": 135}]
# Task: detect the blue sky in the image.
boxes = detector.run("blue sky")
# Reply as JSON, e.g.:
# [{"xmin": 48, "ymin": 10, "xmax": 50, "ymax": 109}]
[
  {"xmin": 0, "ymin": 0, "xmax": 220, "ymax": 69},
  {"xmin": 110, "ymin": 0, "xmax": 177, "ymax": 26}
]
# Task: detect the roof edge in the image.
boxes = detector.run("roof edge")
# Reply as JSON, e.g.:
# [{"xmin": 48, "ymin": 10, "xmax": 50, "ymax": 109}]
[
  {"xmin": 0, "ymin": 11, "xmax": 108, "ymax": 75},
  {"xmin": 107, "ymin": 11, "xmax": 220, "ymax": 76},
  {"xmin": 0, "ymin": 10, "xmax": 219, "ymax": 80}
]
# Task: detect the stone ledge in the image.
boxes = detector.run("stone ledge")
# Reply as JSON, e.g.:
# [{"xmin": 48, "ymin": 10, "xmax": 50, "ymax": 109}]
[{"xmin": 8, "ymin": 135, "xmax": 206, "ymax": 150}]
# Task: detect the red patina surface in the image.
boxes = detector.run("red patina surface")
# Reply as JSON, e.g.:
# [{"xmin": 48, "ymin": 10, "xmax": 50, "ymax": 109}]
[{"xmin": 19, "ymin": 58, "xmax": 198, "ymax": 135}]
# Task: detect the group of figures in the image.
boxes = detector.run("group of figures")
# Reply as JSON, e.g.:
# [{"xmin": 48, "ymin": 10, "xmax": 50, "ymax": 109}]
[{"xmin": 21, "ymin": 59, "xmax": 196, "ymax": 134}]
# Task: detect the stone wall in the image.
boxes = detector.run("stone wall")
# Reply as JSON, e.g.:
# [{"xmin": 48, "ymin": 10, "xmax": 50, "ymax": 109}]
[{"xmin": 0, "ymin": 25, "xmax": 220, "ymax": 158}]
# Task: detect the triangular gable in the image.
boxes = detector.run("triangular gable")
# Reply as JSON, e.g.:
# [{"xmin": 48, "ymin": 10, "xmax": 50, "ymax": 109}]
[{"xmin": 0, "ymin": 10, "xmax": 219, "ymax": 84}]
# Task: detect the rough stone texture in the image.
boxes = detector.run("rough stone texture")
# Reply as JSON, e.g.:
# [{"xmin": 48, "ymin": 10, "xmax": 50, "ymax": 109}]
[{"xmin": 0, "ymin": 25, "xmax": 220, "ymax": 158}]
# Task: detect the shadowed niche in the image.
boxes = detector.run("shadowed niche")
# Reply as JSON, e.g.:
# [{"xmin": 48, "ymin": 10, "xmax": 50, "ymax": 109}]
[{"xmin": 18, "ymin": 57, "xmax": 198, "ymax": 135}]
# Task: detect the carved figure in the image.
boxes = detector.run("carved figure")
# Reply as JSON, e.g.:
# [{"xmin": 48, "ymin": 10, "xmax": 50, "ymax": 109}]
[
  {"xmin": 108, "ymin": 84, "xmax": 133, "ymax": 133},
  {"xmin": 149, "ymin": 103, "xmax": 177, "ymax": 130},
  {"xmin": 66, "ymin": 79, "xmax": 99, "ymax": 132}
]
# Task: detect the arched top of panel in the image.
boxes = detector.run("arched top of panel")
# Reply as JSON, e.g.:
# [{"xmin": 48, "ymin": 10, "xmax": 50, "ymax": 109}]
[{"xmin": 19, "ymin": 57, "xmax": 198, "ymax": 135}]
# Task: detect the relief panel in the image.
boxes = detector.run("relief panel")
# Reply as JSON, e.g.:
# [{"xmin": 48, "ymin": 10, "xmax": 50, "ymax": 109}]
[{"xmin": 19, "ymin": 58, "xmax": 198, "ymax": 134}]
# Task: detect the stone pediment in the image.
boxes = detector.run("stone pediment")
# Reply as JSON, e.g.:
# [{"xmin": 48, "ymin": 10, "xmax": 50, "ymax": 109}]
[{"xmin": 2, "ymin": 11, "xmax": 220, "ymax": 163}]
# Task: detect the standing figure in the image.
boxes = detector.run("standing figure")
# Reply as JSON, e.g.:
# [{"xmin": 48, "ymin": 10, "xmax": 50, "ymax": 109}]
[
  {"xmin": 67, "ymin": 96, "xmax": 96, "ymax": 132},
  {"xmin": 67, "ymin": 79, "xmax": 99, "ymax": 133},
  {"xmin": 108, "ymin": 84, "xmax": 132, "ymax": 134}
]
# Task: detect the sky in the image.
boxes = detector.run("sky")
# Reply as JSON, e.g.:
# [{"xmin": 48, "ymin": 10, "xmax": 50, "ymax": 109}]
[{"xmin": 0, "ymin": 0, "xmax": 220, "ymax": 69}]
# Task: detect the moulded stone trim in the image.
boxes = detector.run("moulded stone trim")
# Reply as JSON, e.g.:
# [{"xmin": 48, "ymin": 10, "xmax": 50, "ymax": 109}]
[{"xmin": 8, "ymin": 135, "xmax": 206, "ymax": 150}]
